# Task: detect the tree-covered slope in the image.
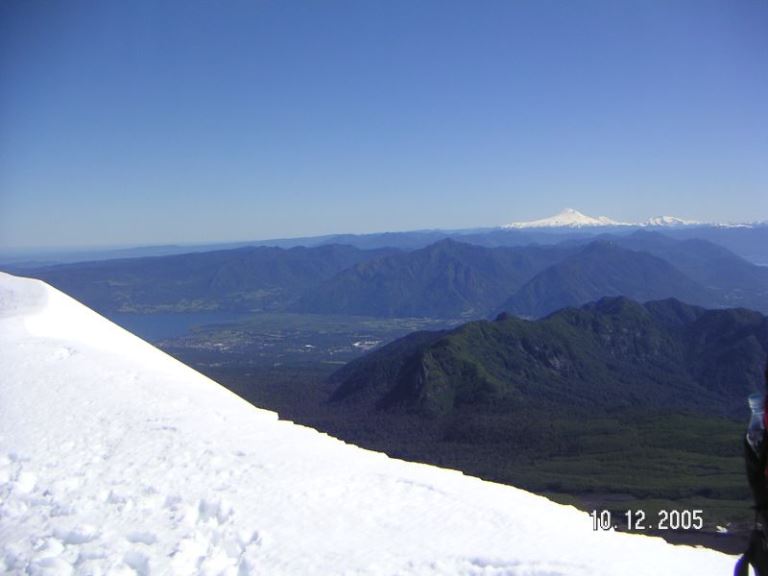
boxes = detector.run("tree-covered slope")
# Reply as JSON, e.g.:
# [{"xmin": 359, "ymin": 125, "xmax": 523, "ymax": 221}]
[{"xmin": 330, "ymin": 297, "xmax": 768, "ymax": 418}]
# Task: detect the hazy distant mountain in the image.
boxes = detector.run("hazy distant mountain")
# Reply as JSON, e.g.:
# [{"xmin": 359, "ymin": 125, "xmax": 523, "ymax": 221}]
[
  {"xmin": 497, "ymin": 241, "xmax": 715, "ymax": 318},
  {"xmin": 608, "ymin": 231, "xmax": 768, "ymax": 309},
  {"xmin": 27, "ymin": 244, "xmax": 398, "ymax": 313},
  {"xmin": 661, "ymin": 224, "xmax": 768, "ymax": 266},
  {"xmin": 329, "ymin": 297, "xmax": 768, "ymax": 418},
  {"xmin": 293, "ymin": 239, "xmax": 574, "ymax": 319}
]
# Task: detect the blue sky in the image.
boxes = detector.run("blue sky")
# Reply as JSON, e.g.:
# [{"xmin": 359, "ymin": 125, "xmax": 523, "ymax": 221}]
[{"xmin": 1, "ymin": 0, "xmax": 766, "ymax": 249}]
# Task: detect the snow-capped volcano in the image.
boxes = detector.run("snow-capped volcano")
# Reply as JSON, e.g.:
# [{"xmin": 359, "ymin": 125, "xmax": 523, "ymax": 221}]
[
  {"xmin": 0, "ymin": 272, "xmax": 735, "ymax": 574},
  {"xmin": 504, "ymin": 208, "xmax": 627, "ymax": 229}
]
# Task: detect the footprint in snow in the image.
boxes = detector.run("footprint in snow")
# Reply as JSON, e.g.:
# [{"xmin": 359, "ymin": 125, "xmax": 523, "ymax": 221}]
[
  {"xmin": 126, "ymin": 531, "xmax": 158, "ymax": 546},
  {"xmin": 53, "ymin": 524, "xmax": 100, "ymax": 545},
  {"xmin": 197, "ymin": 498, "xmax": 234, "ymax": 525},
  {"xmin": 50, "ymin": 347, "xmax": 74, "ymax": 361},
  {"xmin": 123, "ymin": 550, "xmax": 150, "ymax": 576}
]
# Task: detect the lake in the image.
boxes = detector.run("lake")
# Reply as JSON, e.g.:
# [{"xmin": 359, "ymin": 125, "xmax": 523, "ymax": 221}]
[{"xmin": 107, "ymin": 311, "xmax": 248, "ymax": 342}]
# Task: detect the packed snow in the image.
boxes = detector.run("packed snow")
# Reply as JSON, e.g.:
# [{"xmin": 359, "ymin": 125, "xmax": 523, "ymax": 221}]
[{"xmin": 0, "ymin": 272, "xmax": 736, "ymax": 575}]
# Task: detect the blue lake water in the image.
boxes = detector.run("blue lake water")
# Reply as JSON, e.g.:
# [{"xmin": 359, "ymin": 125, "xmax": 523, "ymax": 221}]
[{"xmin": 107, "ymin": 311, "xmax": 248, "ymax": 342}]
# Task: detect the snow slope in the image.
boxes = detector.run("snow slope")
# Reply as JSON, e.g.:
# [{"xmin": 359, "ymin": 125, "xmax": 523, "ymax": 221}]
[{"xmin": 0, "ymin": 272, "xmax": 735, "ymax": 575}]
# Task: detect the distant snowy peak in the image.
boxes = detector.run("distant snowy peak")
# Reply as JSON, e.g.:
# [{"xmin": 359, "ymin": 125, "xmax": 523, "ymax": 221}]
[
  {"xmin": 643, "ymin": 215, "xmax": 702, "ymax": 227},
  {"xmin": 504, "ymin": 209, "xmax": 760, "ymax": 230},
  {"xmin": 639, "ymin": 215, "xmax": 762, "ymax": 228},
  {"xmin": 503, "ymin": 208, "xmax": 626, "ymax": 229}
]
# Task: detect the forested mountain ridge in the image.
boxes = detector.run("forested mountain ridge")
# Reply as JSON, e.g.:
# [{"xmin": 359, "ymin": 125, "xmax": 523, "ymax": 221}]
[
  {"xmin": 330, "ymin": 297, "xmax": 768, "ymax": 418},
  {"xmin": 292, "ymin": 239, "xmax": 573, "ymax": 318}
]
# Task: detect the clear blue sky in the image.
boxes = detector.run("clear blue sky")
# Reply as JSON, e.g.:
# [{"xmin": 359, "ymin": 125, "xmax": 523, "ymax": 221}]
[{"xmin": 1, "ymin": 0, "xmax": 766, "ymax": 249}]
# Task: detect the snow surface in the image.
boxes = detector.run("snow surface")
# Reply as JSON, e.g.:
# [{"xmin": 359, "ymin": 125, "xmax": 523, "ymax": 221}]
[{"xmin": 0, "ymin": 272, "xmax": 736, "ymax": 575}]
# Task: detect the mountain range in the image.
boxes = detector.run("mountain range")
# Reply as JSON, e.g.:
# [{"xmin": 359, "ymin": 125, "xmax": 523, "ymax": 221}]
[
  {"xmin": 294, "ymin": 232, "xmax": 768, "ymax": 319},
  {"xmin": 4, "ymin": 209, "xmax": 768, "ymax": 271},
  {"xmin": 20, "ymin": 231, "xmax": 768, "ymax": 320},
  {"xmin": 26, "ymin": 244, "xmax": 397, "ymax": 313},
  {"xmin": 292, "ymin": 239, "xmax": 571, "ymax": 318}
]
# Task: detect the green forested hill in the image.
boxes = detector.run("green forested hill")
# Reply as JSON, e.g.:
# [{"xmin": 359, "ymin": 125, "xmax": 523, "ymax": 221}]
[
  {"xmin": 320, "ymin": 297, "xmax": 768, "ymax": 543},
  {"xmin": 331, "ymin": 296, "xmax": 768, "ymax": 418}
]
